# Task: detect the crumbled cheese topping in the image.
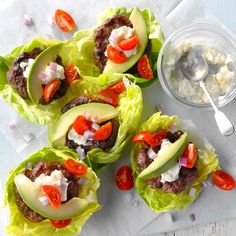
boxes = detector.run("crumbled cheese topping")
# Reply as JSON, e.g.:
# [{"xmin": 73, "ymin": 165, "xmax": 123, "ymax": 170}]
[
  {"xmin": 20, "ymin": 58, "xmax": 35, "ymax": 78},
  {"xmin": 160, "ymin": 163, "xmax": 181, "ymax": 183},
  {"xmin": 68, "ymin": 128, "xmax": 87, "ymax": 146},
  {"xmin": 41, "ymin": 64, "xmax": 65, "ymax": 85}
]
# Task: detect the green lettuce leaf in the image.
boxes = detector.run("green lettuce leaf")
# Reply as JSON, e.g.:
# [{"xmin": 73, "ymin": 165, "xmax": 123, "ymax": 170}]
[
  {"xmin": 0, "ymin": 37, "xmax": 84, "ymax": 125},
  {"xmin": 130, "ymin": 112, "xmax": 219, "ymax": 212},
  {"xmin": 4, "ymin": 147, "xmax": 101, "ymax": 236},
  {"xmin": 73, "ymin": 7, "xmax": 164, "ymax": 87}
]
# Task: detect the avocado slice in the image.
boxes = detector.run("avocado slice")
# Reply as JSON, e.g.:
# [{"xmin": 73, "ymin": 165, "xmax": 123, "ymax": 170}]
[
  {"xmin": 138, "ymin": 133, "xmax": 189, "ymax": 180},
  {"xmin": 14, "ymin": 174, "xmax": 97, "ymax": 220},
  {"xmin": 50, "ymin": 103, "xmax": 119, "ymax": 147},
  {"xmin": 103, "ymin": 7, "xmax": 148, "ymax": 73},
  {"xmin": 27, "ymin": 43, "xmax": 63, "ymax": 104}
]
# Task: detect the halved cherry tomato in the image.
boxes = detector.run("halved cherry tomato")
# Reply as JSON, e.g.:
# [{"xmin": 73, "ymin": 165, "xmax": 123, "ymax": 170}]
[
  {"xmin": 55, "ymin": 9, "xmax": 76, "ymax": 32},
  {"xmin": 137, "ymin": 54, "xmax": 153, "ymax": 79},
  {"xmin": 98, "ymin": 89, "xmax": 118, "ymax": 107},
  {"xmin": 65, "ymin": 64, "xmax": 80, "ymax": 84},
  {"xmin": 211, "ymin": 170, "xmax": 236, "ymax": 191},
  {"xmin": 94, "ymin": 121, "xmax": 112, "ymax": 141},
  {"xmin": 183, "ymin": 143, "xmax": 198, "ymax": 168},
  {"xmin": 106, "ymin": 81, "xmax": 126, "ymax": 95},
  {"xmin": 133, "ymin": 131, "xmax": 152, "ymax": 143},
  {"xmin": 118, "ymin": 36, "xmax": 139, "ymax": 51},
  {"xmin": 107, "ymin": 45, "xmax": 127, "ymax": 64},
  {"xmin": 42, "ymin": 185, "xmax": 61, "ymax": 209},
  {"xmin": 146, "ymin": 131, "xmax": 167, "ymax": 146},
  {"xmin": 43, "ymin": 79, "xmax": 61, "ymax": 103},
  {"xmin": 73, "ymin": 115, "xmax": 89, "ymax": 135},
  {"xmin": 116, "ymin": 165, "xmax": 134, "ymax": 190},
  {"xmin": 50, "ymin": 219, "xmax": 72, "ymax": 228},
  {"xmin": 64, "ymin": 159, "xmax": 88, "ymax": 175}
]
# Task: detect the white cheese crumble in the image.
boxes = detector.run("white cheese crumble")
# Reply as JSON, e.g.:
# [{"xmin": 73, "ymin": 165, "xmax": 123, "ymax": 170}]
[
  {"xmin": 68, "ymin": 128, "xmax": 87, "ymax": 146},
  {"xmin": 160, "ymin": 163, "xmax": 181, "ymax": 183},
  {"xmin": 34, "ymin": 170, "xmax": 69, "ymax": 202},
  {"xmin": 20, "ymin": 58, "xmax": 35, "ymax": 78},
  {"xmin": 158, "ymin": 139, "xmax": 172, "ymax": 156},
  {"xmin": 41, "ymin": 64, "xmax": 65, "ymax": 85}
]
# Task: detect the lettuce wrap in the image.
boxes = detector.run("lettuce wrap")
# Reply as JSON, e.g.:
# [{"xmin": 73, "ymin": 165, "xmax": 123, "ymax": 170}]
[
  {"xmin": 0, "ymin": 37, "xmax": 83, "ymax": 125},
  {"xmin": 73, "ymin": 7, "xmax": 164, "ymax": 87},
  {"xmin": 4, "ymin": 147, "xmax": 101, "ymax": 236},
  {"xmin": 130, "ymin": 112, "xmax": 219, "ymax": 212},
  {"xmin": 49, "ymin": 76, "xmax": 143, "ymax": 172}
]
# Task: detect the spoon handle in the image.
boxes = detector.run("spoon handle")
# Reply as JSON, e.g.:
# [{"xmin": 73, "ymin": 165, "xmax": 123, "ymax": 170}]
[{"xmin": 199, "ymin": 81, "xmax": 234, "ymax": 136}]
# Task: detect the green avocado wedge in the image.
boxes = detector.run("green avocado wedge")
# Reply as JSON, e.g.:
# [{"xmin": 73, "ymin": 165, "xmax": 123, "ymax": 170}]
[
  {"xmin": 27, "ymin": 43, "xmax": 63, "ymax": 104},
  {"xmin": 50, "ymin": 103, "xmax": 119, "ymax": 147},
  {"xmin": 14, "ymin": 174, "xmax": 96, "ymax": 220},
  {"xmin": 103, "ymin": 7, "xmax": 148, "ymax": 73},
  {"xmin": 138, "ymin": 133, "xmax": 189, "ymax": 180}
]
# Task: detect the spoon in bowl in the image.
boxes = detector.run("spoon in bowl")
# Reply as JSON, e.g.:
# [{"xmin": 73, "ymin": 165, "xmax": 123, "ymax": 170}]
[{"xmin": 179, "ymin": 50, "xmax": 234, "ymax": 136}]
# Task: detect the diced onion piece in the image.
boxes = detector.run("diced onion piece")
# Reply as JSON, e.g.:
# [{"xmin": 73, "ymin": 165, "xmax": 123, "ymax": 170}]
[
  {"xmin": 83, "ymin": 111, "xmax": 90, "ymax": 119},
  {"xmin": 92, "ymin": 123, "xmax": 100, "ymax": 131},
  {"xmin": 23, "ymin": 133, "xmax": 35, "ymax": 144},
  {"xmin": 92, "ymin": 116, "xmax": 98, "ymax": 122},
  {"xmin": 24, "ymin": 14, "xmax": 33, "ymax": 26},
  {"xmin": 189, "ymin": 213, "xmax": 196, "ymax": 222},
  {"xmin": 38, "ymin": 72, "xmax": 48, "ymax": 80},
  {"xmin": 147, "ymin": 148, "xmax": 157, "ymax": 159},
  {"xmin": 179, "ymin": 157, "xmax": 187, "ymax": 166},
  {"xmin": 39, "ymin": 196, "xmax": 49, "ymax": 206},
  {"xmin": 49, "ymin": 62, "xmax": 58, "ymax": 71},
  {"xmin": 188, "ymin": 187, "xmax": 196, "ymax": 197},
  {"xmin": 200, "ymin": 181, "xmax": 208, "ymax": 189},
  {"xmin": 169, "ymin": 123, "xmax": 177, "ymax": 132},
  {"xmin": 76, "ymin": 146, "xmax": 85, "ymax": 160},
  {"xmin": 8, "ymin": 122, "xmax": 17, "ymax": 129},
  {"xmin": 83, "ymin": 130, "xmax": 94, "ymax": 140}
]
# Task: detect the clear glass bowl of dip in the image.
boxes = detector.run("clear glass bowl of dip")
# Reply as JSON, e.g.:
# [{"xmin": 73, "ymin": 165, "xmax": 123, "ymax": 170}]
[{"xmin": 157, "ymin": 23, "xmax": 236, "ymax": 109}]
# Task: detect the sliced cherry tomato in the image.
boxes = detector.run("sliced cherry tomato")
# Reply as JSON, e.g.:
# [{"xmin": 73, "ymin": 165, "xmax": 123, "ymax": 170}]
[
  {"xmin": 43, "ymin": 79, "xmax": 61, "ymax": 103},
  {"xmin": 107, "ymin": 45, "xmax": 127, "ymax": 64},
  {"xmin": 137, "ymin": 54, "xmax": 153, "ymax": 79},
  {"xmin": 106, "ymin": 81, "xmax": 126, "ymax": 95},
  {"xmin": 73, "ymin": 115, "xmax": 89, "ymax": 135},
  {"xmin": 55, "ymin": 9, "xmax": 76, "ymax": 32},
  {"xmin": 183, "ymin": 143, "xmax": 198, "ymax": 168},
  {"xmin": 42, "ymin": 185, "xmax": 61, "ymax": 209},
  {"xmin": 65, "ymin": 64, "xmax": 80, "ymax": 85},
  {"xmin": 93, "ymin": 121, "xmax": 112, "ymax": 141},
  {"xmin": 133, "ymin": 131, "xmax": 152, "ymax": 143},
  {"xmin": 116, "ymin": 165, "xmax": 134, "ymax": 190},
  {"xmin": 50, "ymin": 219, "xmax": 72, "ymax": 228},
  {"xmin": 98, "ymin": 89, "xmax": 118, "ymax": 107},
  {"xmin": 211, "ymin": 170, "xmax": 236, "ymax": 191},
  {"xmin": 146, "ymin": 131, "xmax": 167, "ymax": 146},
  {"xmin": 118, "ymin": 36, "xmax": 139, "ymax": 51},
  {"xmin": 64, "ymin": 159, "xmax": 88, "ymax": 175}
]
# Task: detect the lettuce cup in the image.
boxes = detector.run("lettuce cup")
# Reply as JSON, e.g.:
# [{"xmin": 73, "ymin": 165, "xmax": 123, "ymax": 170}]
[
  {"xmin": 49, "ymin": 77, "xmax": 143, "ymax": 171},
  {"xmin": 73, "ymin": 7, "xmax": 163, "ymax": 87},
  {"xmin": 0, "ymin": 37, "xmax": 82, "ymax": 125},
  {"xmin": 4, "ymin": 147, "xmax": 100, "ymax": 236},
  {"xmin": 130, "ymin": 112, "xmax": 219, "ymax": 212}
]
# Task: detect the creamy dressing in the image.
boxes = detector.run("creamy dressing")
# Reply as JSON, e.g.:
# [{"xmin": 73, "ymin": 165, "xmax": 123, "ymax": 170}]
[{"xmin": 20, "ymin": 58, "xmax": 35, "ymax": 78}]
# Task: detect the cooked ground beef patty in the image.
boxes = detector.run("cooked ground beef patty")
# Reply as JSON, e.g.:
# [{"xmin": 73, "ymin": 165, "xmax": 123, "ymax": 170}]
[
  {"xmin": 135, "ymin": 131, "xmax": 197, "ymax": 194},
  {"xmin": 7, "ymin": 49, "xmax": 69, "ymax": 104},
  {"xmin": 66, "ymin": 118, "xmax": 120, "ymax": 153},
  {"xmin": 94, "ymin": 14, "xmax": 133, "ymax": 71},
  {"xmin": 13, "ymin": 161, "xmax": 79, "ymax": 222}
]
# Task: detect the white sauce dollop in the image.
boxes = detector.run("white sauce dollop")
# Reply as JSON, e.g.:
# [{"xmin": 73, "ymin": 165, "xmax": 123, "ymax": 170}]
[
  {"xmin": 20, "ymin": 58, "xmax": 35, "ymax": 78},
  {"xmin": 41, "ymin": 64, "xmax": 65, "ymax": 85}
]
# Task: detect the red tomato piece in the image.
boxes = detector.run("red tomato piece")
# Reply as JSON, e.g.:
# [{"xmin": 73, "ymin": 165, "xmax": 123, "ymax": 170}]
[
  {"xmin": 42, "ymin": 185, "xmax": 61, "ymax": 209},
  {"xmin": 106, "ymin": 81, "xmax": 126, "ymax": 95},
  {"xmin": 137, "ymin": 54, "xmax": 153, "ymax": 79},
  {"xmin": 55, "ymin": 9, "xmax": 76, "ymax": 32},
  {"xmin": 43, "ymin": 79, "xmax": 61, "ymax": 103},
  {"xmin": 118, "ymin": 36, "xmax": 139, "ymax": 51},
  {"xmin": 64, "ymin": 159, "xmax": 88, "ymax": 176},
  {"xmin": 211, "ymin": 170, "xmax": 236, "ymax": 191},
  {"xmin": 73, "ymin": 115, "xmax": 89, "ymax": 135},
  {"xmin": 133, "ymin": 131, "xmax": 152, "ymax": 143},
  {"xmin": 93, "ymin": 121, "xmax": 112, "ymax": 141},
  {"xmin": 183, "ymin": 143, "xmax": 198, "ymax": 168},
  {"xmin": 65, "ymin": 64, "xmax": 80, "ymax": 85},
  {"xmin": 116, "ymin": 165, "xmax": 134, "ymax": 190},
  {"xmin": 50, "ymin": 219, "xmax": 72, "ymax": 228},
  {"xmin": 146, "ymin": 131, "xmax": 167, "ymax": 146},
  {"xmin": 107, "ymin": 45, "xmax": 127, "ymax": 64},
  {"xmin": 98, "ymin": 89, "xmax": 118, "ymax": 107}
]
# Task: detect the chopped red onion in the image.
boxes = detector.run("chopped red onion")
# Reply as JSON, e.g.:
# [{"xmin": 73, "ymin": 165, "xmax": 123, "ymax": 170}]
[
  {"xmin": 76, "ymin": 147, "xmax": 85, "ymax": 160},
  {"xmin": 92, "ymin": 122, "xmax": 100, "ymax": 131},
  {"xmin": 179, "ymin": 157, "xmax": 187, "ymax": 166},
  {"xmin": 189, "ymin": 213, "xmax": 196, "ymax": 222},
  {"xmin": 84, "ymin": 130, "xmax": 94, "ymax": 140},
  {"xmin": 39, "ymin": 196, "xmax": 49, "ymax": 206},
  {"xmin": 8, "ymin": 122, "xmax": 17, "ymax": 129},
  {"xmin": 83, "ymin": 111, "xmax": 90, "ymax": 119},
  {"xmin": 169, "ymin": 123, "xmax": 177, "ymax": 132},
  {"xmin": 24, "ymin": 14, "xmax": 33, "ymax": 26},
  {"xmin": 92, "ymin": 116, "xmax": 98, "ymax": 122},
  {"xmin": 147, "ymin": 148, "xmax": 157, "ymax": 159},
  {"xmin": 23, "ymin": 133, "xmax": 35, "ymax": 144},
  {"xmin": 38, "ymin": 72, "xmax": 47, "ymax": 80},
  {"xmin": 200, "ymin": 181, "xmax": 208, "ymax": 189},
  {"xmin": 188, "ymin": 187, "xmax": 196, "ymax": 197},
  {"xmin": 49, "ymin": 62, "xmax": 58, "ymax": 71}
]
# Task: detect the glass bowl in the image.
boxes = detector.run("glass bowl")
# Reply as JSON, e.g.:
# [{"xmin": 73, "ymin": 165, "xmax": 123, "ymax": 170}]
[{"xmin": 157, "ymin": 23, "xmax": 236, "ymax": 109}]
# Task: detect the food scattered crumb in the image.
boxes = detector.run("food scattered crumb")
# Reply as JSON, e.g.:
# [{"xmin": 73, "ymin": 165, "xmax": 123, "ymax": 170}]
[
  {"xmin": 24, "ymin": 14, "xmax": 33, "ymax": 26},
  {"xmin": 8, "ymin": 122, "xmax": 17, "ymax": 130},
  {"xmin": 23, "ymin": 133, "xmax": 35, "ymax": 143},
  {"xmin": 189, "ymin": 213, "xmax": 196, "ymax": 222}
]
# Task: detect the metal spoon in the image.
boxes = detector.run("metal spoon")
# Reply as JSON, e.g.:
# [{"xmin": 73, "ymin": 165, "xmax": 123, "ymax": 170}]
[{"xmin": 179, "ymin": 50, "xmax": 234, "ymax": 136}]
